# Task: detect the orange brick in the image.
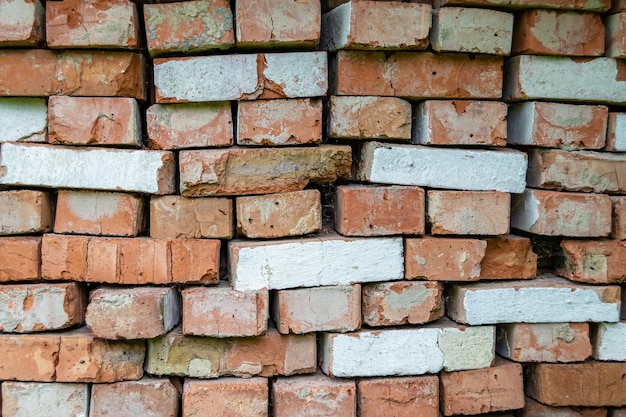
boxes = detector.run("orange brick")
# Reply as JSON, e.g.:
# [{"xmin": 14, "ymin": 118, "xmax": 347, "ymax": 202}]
[
  {"xmin": 0, "ymin": 0, "xmax": 45, "ymax": 46},
  {"xmin": 0, "ymin": 237, "xmax": 40, "ymax": 282},
  {"xmin": 405, "ymin": 237, "xmax": 486, "ymax": 281},
  {"xmin": 612, "ymin": 196, "xmax": 626, "ymax": 240},
  {"xmin": 558, "ymin": 239, "xmax": 626, "ymax": 284},
  {"xmin": 358, "ymin": 376, "xmax": 439, "ymax": 417},
  {"xmin": 0, "ymin": 190, "xmax": 52, "ymax": 235},
  {"xmin": 606, "ymin": 12, "xmax": 626, "ymax": 58},
  {"xmin": 335, "ymin": 185, "xmax": 425, "ymax": 236},
  {"xmin": 183, "ymin": 377, "xmax": 268, "ymax": 417},
  {"xmin": 520, "ymin": 397, "xmax": 607, "ymax": 417},
  {"xmin": 273, "ymin": 374, "xmax": 356, "ymax": 417},
  {"xmin": 90, "ymin": 378, "xmax": 179, "ymax": 417},
  {"xmin": 480, "ymin": 235, "xmax": 537, "ymax": 279},
  {"xmin": 434, "ymin": 0, "xmax": 610, "ymax": 11}
]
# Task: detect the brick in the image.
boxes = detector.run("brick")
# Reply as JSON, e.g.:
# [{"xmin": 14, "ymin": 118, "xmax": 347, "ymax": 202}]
[
  {"xmin": 47, "ymin": 96, "xmax": 140, "ymax": 147},
  {"xmin": 358, "ymin": 376, "xmax": 439, "ymax": 417},
  {"xmin": 358, "ymin": 142, "xmax": 527, "ymax": 192},
  {"xmin": 0, "ymin": 237, "xmax": 40, "ymax": 282},
  {"xmin": 0, "ymin": 143, "xmax": 174, "ymax": 194},
  {"xmin": 144, "ymin": 0, "xmax": 233, "ymax": 57},
  {"xmin": 613, "ymin": 410, "xmax": 626, "ymax": 417},
  {"xmin": 328, "ymin": 95, "xmax": 412, "ymax": 140},
  {"xmin": 90, "ymin": 378, "xmax": 179, "ymax": 417},
  {"xmin": 2, "ymin": 382, "xmax": 89, "ymax": 417},
  {"xmin": 335, "ymin": 50, "xmax": 503, "ymax": 99},
  {"xmin": 334, "ymin": 185, "xmax": 425, "ymax": 236},
  {"xmin": 480, "ymin": 235, "xmax": 537, "ymax": 279},
  {"xmin": 179, "ymin": 145, "xmax": 351, "ymax": 196},
  {"xmin": 428, "ymin": 190, "xmax": 511, "ymax": 235},
  {"xmin": 440, "ymin": 358, "xmax": 524, "ymax": 416},
  {"xmin": 46, "ymin": 0, "xmax": 139, "ymax": 49},
  {"xmin": 55, "ymin": 191, "xmax": 144, "ymax": 237},
  {"xmin": 237, "ymin": 98, "xmax": 322, "ymax": 146},
  {"xmin": 236, "ymin": 190, "xmax": 322, "ymax": 239},
  {"xmin": 362, "ymin": 281, "xmax": 444, "ymax": 327},
  {"xmin": 150, "ymin": 196, "xmax": 232, "ymax": 239},
  {"xmin": 229, "ymin": 235, "xmax": 403, "ymax": 291},
  {"xmin": 0, "ymin": 0, "xmax": 44, "ymax": 46},
  {"xmin": 611, "ymin": 0, "xmax": 626, "ymax": 12},
  {"xmin": 0, "ymin": 283, "xmax": 85, "ymax": 333},
  {"xmin": 273, "ymin": 285, "xmax": 360, "ymax": 334},
  {"xmin": 511, "ymin": 189, "xmax": 612, "ymax": 237},
  {"xmin": 507, "ymin": 102, "xmax": 608, "ymax": 150},
  {"xmin": 505, "ymin": 56, "xmax": 626, "ymax": 104},
  {"xmin": 431, "ymin": 7, "xmax": 514, "ymax": 55},
  {"xmin": 42, "ymin": 234, "xmax": 220, "ymax": 285},
  {"xmin": 273, "ymin": 374, "xmax": 355, "ymax": 417},
  {"xmin": 182, "ymin": 285, "xmax": 268, "ymax": 337},
  {"xmin": 593, "ymin": 321, "xmax": 626, "ymax": 361},
  {"xmin": 413, "ymin": 100, "xmax": 507, "ymax": 146},
  {"xmin": 606, "ymin": 13, "xmax": 626, "ymax": 58},
  {"xmin": 512, "ymin": 10, "xmax": 604, "ymax": 56},
  {"xmin": 147, "ymin": 103, "xmax": 232, "ymax": 150},
  {"xmin": 520, "ymin": 397, "xmax": 608, "ymax": 417},
  {"xmin": 154, "ymin": 52, "xmax": 327, "ymax": 103},
  {"xmin": 558, "ymin": 240, "xmax": 626, "ymax": 284},
  {"xmin": 0, "ymin": 98, "xmax": 47, "ymax": 143},
  {"xmin": 183, "ymin": 377, "xmax": 268, "ymax": 417},
  {"xmin": 527, "ymin": 148, "xmax": 626, "ymax": 194},
  {"xmin": 405, "ymin": 237, "xmax": 486, "ymax": 281},
  {"xmin": 322, "ymin": 1, "xmax": 430, "ymax": 50},
  {"xmin": 86, "ymin": 287, "xmax": 180, "ymax": 340},
  {"xmin": 0, "ymin": 190, "xmax": 52, "ymax": 235},
  {"xmin": 434, "ymin": 0, "xmax": 610, "ymax": 11},
  {"xmin": 606, "ymin": 113, "xmax": 626, "ymax": 152},
  {"xmin": 527, "ymin": 362, "xmax": 626, "ymax": 407},
  {"xmin": 496, "ymin": 323, "xmax": 591, "ymax": 362},
  {"xmin": 235, "ymin": 0, "xmax": 320, "ymax": 48},
  {"xmin": 447, "ymin": 275, "xmax": 621, "ymax": 325},
  {"xmin": 145, "ymin": 327, "xmax": 316, "ymax": 378},
  {"xmin": 612, "ymin": 197, "xmax": 626, "ymax": 239}
]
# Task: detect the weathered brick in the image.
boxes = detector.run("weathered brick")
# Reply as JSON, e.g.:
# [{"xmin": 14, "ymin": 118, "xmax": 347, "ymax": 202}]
[
  {"xmin": 0, "ymin": 190, "xmax": 52, "ymax": 235},
  {"xmin": 90, "ymin": 378, "xmax": 179, "ymax": 417},
  {"xmin": 511, "ymin": 189, "xmax": 612, "ymax": 237},
  {"xmin": 358, "ymin": 376, "xmax": 439, "ymax": 417},
  {"xmin": 0, "ymin": 143, "xmax": 174, "ymax": 194},
  {"xmin": 0, "ymin": 237, "xmax": 40, "ymax": 282},
  {"xmin": 362, "ymin": 281, "xmax": 444, "ymax": 327},
  {"xmin": 335, "ymin": 50, "xmax": 503, "ymax": 98},
  {"xmin": 507, "ymin": 101, "xmax": 608, "ymax": 149},
  {"xmin": 428, "ymin": 190, "xmax": 511, "ymax": 235},
  {"xmin": 0, "ymin": 98, "xmax": 47, "ymax": 143},
  {"xmin": 328, "ymin": 95, "xmax": 412, "ymax": 140},
  {"xmin": 440, "ymin": 358, "xmax": 524, "ymax": 416},
  {"xmin": 606, "ymin": 112, "xmax": 626, "ymax": 152},
  {"xmin": 593, "ymin": 321, "xmax": 626, "ymax": 361},
  {"xmin": 496, "ymin": 323, "xmax": 591, "ymax": 362},
  {"xmin": 405, "ymin": 237, "xmax": 486, "ymax": 281},
  {"xmin": 334, "ymin": 185, "xmax": 425, "ymax": 236},
  {"xmin": 183, "ymin": 377, "xmax": 268, "ymax": 417},
  {"xmin": 612, "ymin": 196, "xmax": 626, "ymax": 240},
  {"xmin": 229, "ymin": 235, "xmax": 403, "ymax": 290},
  {"xmin": 273, "ymin": 285, "xmax": 360, "ymax": 334},
  {"xmin": 606, "ymin": 13, "xmax": 626, "ymax": 58},
  {"xmin": 434, "ymin": 0, "xmax": 610, "ymax": 11},
  {"xmin": 144, "ymin": 0, "xmax": 234, "ymax": 57},
  {"xmin": 150, "ymin": 196, "xmax": 232, "ymax": 239},
  {"xmin": 182, "ymin": 285, "xmax": 268, "ymax": 337},
  {"xmin": 147, "ymin": 103, "xmax": 233, "ymax": 150},
  {"xmin": 154, "ymin": 52, "xmax": 327, "ymax": 102},
  {"xmin": 236, "ymin": 190, "xmax": 321, "ymax": 239},
  {"xmin": 145, "ymin": 327, "xmax": 316, "ymax": 378},
  {"xmin": 2, "ymin": 382, "xmax": 89, "ymax": 417},
  {"xmin": 0, "ymin": 0, "xmax": 44, "ymax": 46},
  {"xmin": 520, "ymin": 397, "xmax": 608, "ymax": 417},
  {"xmin": 179, "ymin": 145, "xmax": 351, "ymax": 196},
  {"xmin": 558, "ymin": 240, "xmax": 626, "ymax": 284},
  {"xmin": 431, "ymin": 7, "xmax": 513, "ymax": 55},
  {"xmin": 480, "ymin": 235, "xmax": 537, "ymax": 279},
  {"xmin": 237, "ymin": 98, "xmax": 322, "ymax": 146},
  {"xmin": 273, "ymin": 374, "xmax": 355, "ymax": 417},
  {"xmin": 413, "ymin": 100, "xmax": 507, "ymax": 146},
  {"xmin": 322, "ymin": 1, "xmax": 430, "ymax": 50},
  {"xmin": 447, "ymin": 275, "xmax": 621, "ymax": 325}
]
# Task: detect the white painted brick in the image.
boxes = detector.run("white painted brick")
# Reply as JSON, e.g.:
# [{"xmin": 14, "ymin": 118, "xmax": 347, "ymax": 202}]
[
  {"xmin": 358, "ymin": 141, "xmax": 527, "ymax": 193},
  {"xmin": 0, "ymin": 98, "xmax": 47, "ymax": 143},
  {"xmin": 2, "ymin": 382, "xmax": 89, "ymax": 417},
  {"xmin": 505, "ymin": 55, "xmax": 626, "ymax": 104},
  {"xmin": 593, "ymin": 321, "xmax": 626, "ymax": 361},
  {"xmin": 0, "ymin": 143, "xmax": 175, "ymax": 194},
  {"xmin": 229, "ymin": 235, "xmax": 404, "ymax": 291},
  {"xmin": 607, "ymin": 113, "xmax": 626, "ymax": 152},
  {"xmin": 320, "ymin": 320, "xmax": 494, "ymax": 377},
  {"xmin": 448, "ymin": 275, "xmax": 621, "ymax": 325}
]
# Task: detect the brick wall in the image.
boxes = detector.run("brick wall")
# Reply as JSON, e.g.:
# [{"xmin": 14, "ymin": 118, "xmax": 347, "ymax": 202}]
[{"xmin": 0, "ymin": 0, "xmax": 625, "ymax": 416}]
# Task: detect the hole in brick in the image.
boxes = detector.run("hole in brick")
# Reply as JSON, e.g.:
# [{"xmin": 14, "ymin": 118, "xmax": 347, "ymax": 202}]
[
  {"xmin": 275, "ymin": 201, "xmax": 279, "ymax": 206},
  {"xmin": 470, "ymin": 134, "xmax": 474, "ymax": 138},
  {"xmin": 248, "ymin": 218, "xmax": 253, "ymax": 224},
  {"xmin": 432, "ymin": 71, "xmax": 437, "ymax": 76},
  {"xmin": 270, "ymin": 225, "xmax": 274, "ymax": 229}
]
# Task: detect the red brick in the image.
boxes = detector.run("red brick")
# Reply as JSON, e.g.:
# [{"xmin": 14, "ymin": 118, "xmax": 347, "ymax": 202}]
[
  {"xmin": 0, "ymin": 237, "xmax": 40, "ymax": 282},
  {"xmin": 182, "ymin": 285, "xmax": 268, "ymax": 337},
  {"xmin": 520, "ymin": 397, "xmax": 607, "ymax": 417},
  {"xmin": 613, "ymin": 409, "xmax": 626, "ymax": 417},
  {"xmin": 237, "ymin": 98, "xmax": 322, "ymax": 146},
  {"xmin": 612, "ymin": 196, "xmax": 626, "ymax": 240},
  {"xmin": 0, "ymin": 0, "xmax": 45, "ymax": 46},
  {"xmin": 183, "ymin": 377, "xmax": 268, "ymax": 417},
  {"xmin": 358, "ymin": 376, "xmax": 439, "ymax": 417},
  {"xmin": 405, "ymin": 237, "xmax": 486, "ymax": 281},
  {"xmin": 335, "ymin": 185, "xmax": 425, "ymax": 236},
  {"xmin": 558, "ymin": 239, "xmax": 626, "ymax": 284},
  {"xmin": 46, "ymin": 0, "xmax": 140, "ymax": 49},
  {"xmin": 440, "ymin": 357, "xmax": 525, "ymax": 416},
  {"xmin": 90, "ymin": 378, "xmax": 179, "ymax": 417},
  {"xmin": 480, "ymin": 235, "xmax": 537, "ymax": 279},
  {"xmin": 334, "ymin": 50, "xmax": 503, "ymax": 99},
  {"xmin": 273, "ymin": 373, "xmax": 356, "ymax": 417},
  {"xmin": 606, "ymin": 13, "xmax": 626, "ymax": 58},
  {"xmin": 434, "ymin": 0, "xmax": 610, "ymax": 11},
  {"xmin": 0, "ymin": 190, "xmax": 52, "ymax": 235},
  {"xmin": 236, "ymin": 190, "xmax": 322, "ymax": 239}
]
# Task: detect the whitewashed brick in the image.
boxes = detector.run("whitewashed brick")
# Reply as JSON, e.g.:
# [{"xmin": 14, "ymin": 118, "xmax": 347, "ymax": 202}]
[
  {"xmin": 263, "ymin": 52, "xmax": 327, "ymax": 98},
  {"xmin": 448, "ymin": 275, "xmax": 621, "ymax": 325},
  {"xmin": 0, "ymin": 143, "xmax": 175, "ymax": 194},
  {"xmin": 2, "ymin": 382, "xmax": 89, "ymax": 417},
  {"xmin": 0, "ymin": 98, "xmax": 47, "ymax": 143},
  {"xmin": 593, "ymin": 321, "xmax": 626, "ymax": 361},
  {"xmin": 358, "ymin": 141, "xmax": 527, "ymax": 193},
  {"xmin": 229, "ymin": 235, "xmax": 404, "ymax": 291},
  {"xmin": 607, "ymin": 113, "xmax": 626, "ymax": 152}
]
